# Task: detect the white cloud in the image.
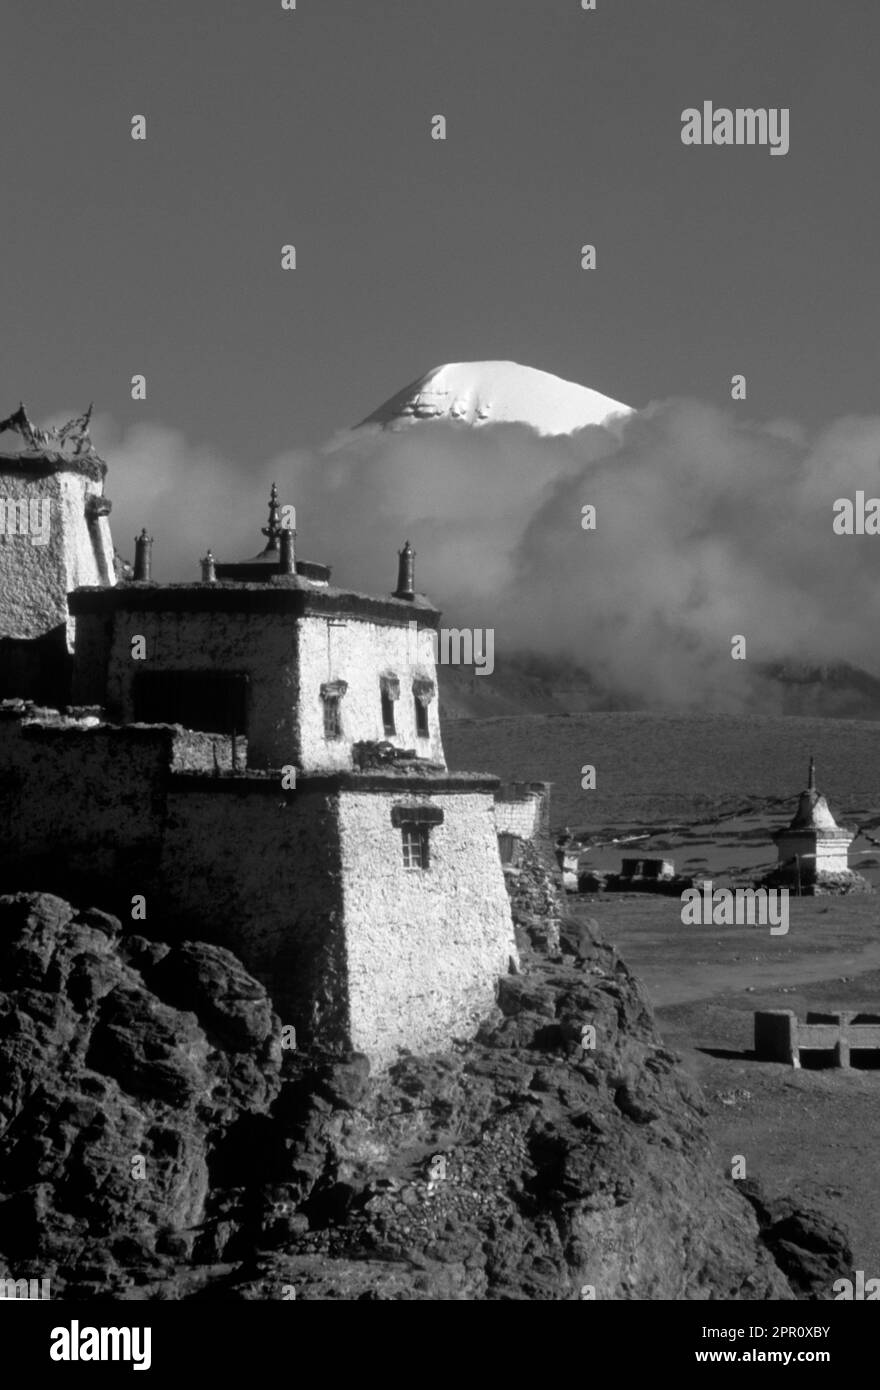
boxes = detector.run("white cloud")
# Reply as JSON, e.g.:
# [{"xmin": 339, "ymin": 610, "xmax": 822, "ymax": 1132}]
[{"xmin": 88, "ymin": 399, "xmax": 880, "ymax": 709}]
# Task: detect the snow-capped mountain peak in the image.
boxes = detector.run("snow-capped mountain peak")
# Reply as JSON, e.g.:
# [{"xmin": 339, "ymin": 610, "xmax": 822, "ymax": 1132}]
[{"xmin": 354, "ymin": 361, "xmax": 633, "ymax": 437}]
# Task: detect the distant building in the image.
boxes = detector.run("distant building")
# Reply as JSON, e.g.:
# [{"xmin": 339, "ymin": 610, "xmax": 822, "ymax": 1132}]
[
  {"xmin": 619, "ymin": 857, "xmax": 675, "ymax": 882},
  {"xmin": 603, "ymin": 857, "xmax": 688, "ymax": 895},
  {"xmin": 767, "ymin": 758, "xmax": 868, "ymax": 895}
]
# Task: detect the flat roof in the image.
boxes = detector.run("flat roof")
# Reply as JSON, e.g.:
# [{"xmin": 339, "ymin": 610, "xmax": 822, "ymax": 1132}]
[{"xmin": 68, "ymin": 579, "xmax": 441, "ymax": 626}]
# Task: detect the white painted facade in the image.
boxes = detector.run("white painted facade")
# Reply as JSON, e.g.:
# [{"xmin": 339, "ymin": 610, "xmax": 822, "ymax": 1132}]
[
  {"xmin": 297, "ymin": 613, "xmax": 443, "ymax": 770},
  {"xmin": 338, "ymin": 788, "xmax": 516, "ymax": 1064},
  {"xmin": 774, "ymin": 827, "xmax": 852, "ymax": 878},
  {"xmin": 0, "ymin": 462, "xmax": 115, "ymax": 648},
  {"xmin": 74, "ymin": 597, "xmax": 445, "ymax": 772}
]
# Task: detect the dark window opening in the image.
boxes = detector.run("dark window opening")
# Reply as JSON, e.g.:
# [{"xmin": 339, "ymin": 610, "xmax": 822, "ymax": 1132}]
[
  {"xmin": 320, "ymin": 679, "xmax": 347, "ymax": 741},
  {"xmin": 498, "ymin": 832, "xmax": 519, "ymax": 865},
  {"xmin": 132, "ymin": 670, "xmax": 248, "ymax": 734},
  {"xmin": 850, "ymin": 1051, "xmax": 880, "ymax": 1070},
  {"xmin": 324, "ymin": 695, "xmax": 342, "ymax": 740},
  {"xmin": 401, "ymin": 822, "xmax": 430, "ymax": 870},
  {"xmin": 798, "ymin": 1050, "xmax": 838, "ymax": 1070},
  {"xmin": 414, "ymin": 695, "xmax": 429, "ymax": 739},
  {"xmin": 381, "ymin": 689, "xmax": 396, "ymax": 736}
]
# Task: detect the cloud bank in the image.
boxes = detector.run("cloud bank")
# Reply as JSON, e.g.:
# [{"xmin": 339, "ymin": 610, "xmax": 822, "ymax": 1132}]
[{"xmin": 90, "ymin": 399, "xmax": 880, "ymax": 711}]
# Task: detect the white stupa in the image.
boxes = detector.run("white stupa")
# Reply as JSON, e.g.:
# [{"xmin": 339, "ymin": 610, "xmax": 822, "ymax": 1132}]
[{"xmin": 770, "ymin": 758, "xmax": 862, "ymax": 894}]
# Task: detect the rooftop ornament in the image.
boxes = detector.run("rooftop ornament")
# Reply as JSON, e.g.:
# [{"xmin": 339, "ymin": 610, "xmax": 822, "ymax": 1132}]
[
  {"xmin": 261, "ymin": 482, "xmax": 282, "ymax": 555},
  {"xmin": 394, "ymin": 539, "xmax": 416, "ymax": 600},
  {"xmin": 0, "ymin": 402, "xmax": 97, "ymax": 458}
]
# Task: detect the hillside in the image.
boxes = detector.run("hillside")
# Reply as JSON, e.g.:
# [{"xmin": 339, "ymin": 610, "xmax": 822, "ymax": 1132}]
[
  {"xmin": 0, "ymin": 868, "xmax": 813, "ymax": 1301},
  {"xmin": 439, "ymin": 655, "xmax": 880, "ymax": 722}
]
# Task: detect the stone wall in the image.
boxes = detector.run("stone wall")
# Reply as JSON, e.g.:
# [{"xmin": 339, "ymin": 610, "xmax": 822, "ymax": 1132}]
[
  {"xmin": 494, "ymin": 781, "xmax": 551, "ymax": 840},
  {"xmin": 158, "ymin": 781, "xmax": 349, "ymax": 1047},
  {"xmin": 337, "ymin": 788, "xmax": 516, "ymax": 1064},
  {"xmin": 0, "ymin": 628, "xmax": 72, "ymax": 706},
  {"xmin": 84, "ymin": 608, "xmax": 300, "ymax": 769},
  {"xmin": 0, "ymin": 713, "xmax": 514, "ymax": 1064},
  {"xmin": 495, "ymin": 796, "xmax": 542, "ymax": 839},
  {"xmin": 0, "ymin": 710, "xmax": 171, "ymax": 901},
  {"xmin": 0, "ymin": 719, "xmax": 347, "ymax": 1045}
]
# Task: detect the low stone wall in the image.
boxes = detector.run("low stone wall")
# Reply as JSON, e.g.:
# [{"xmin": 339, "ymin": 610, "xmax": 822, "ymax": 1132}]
[{"xmin": 755, "ymin": 1009, "xmax": 880, "ymax": 1067}]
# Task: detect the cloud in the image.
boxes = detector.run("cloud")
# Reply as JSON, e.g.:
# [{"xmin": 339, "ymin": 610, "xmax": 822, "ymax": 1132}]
[{"xmin": 88, "ymin": 399, "xmax": 880, "ymax": 710}]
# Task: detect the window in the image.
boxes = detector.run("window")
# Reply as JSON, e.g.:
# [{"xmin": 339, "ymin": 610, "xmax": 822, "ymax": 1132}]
[
  {"xmin": 381, "ymin": 689, "xmax": 396, "ymax": 736},
  {"xmin": 414, "ymin": 695, "xmax": 429, "ymax": 739},
  {"xmin": 320, "ymin": 679, "xmax": 348, "ymax": 741},
  {"xmin": 379, "ymin": 673, "xmax": 399, "ymax": 736},
  {"xmin": 323, "ymin": 695, "xmax": 342, "ymax": 740},
  {"xmin": 391, "ymin": 804, "xmax": 442, "ymax": 870},
  {"xmin": 401, "ymin": 822, "xmax": 430, "ymax": 870},
  {"xmin": 412, "ymin": 677, "xmax": 434, "ymax": 740}
]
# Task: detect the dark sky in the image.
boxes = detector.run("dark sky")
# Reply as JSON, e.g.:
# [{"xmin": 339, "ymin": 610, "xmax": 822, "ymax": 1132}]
[{"xmin": 3, "ymin": 0, "xmax": 880, "ymax": 461}]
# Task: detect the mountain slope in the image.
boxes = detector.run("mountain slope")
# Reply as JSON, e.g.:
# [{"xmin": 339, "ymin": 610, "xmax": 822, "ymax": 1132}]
[{"xmin": 438, "ymin": 654, "xmax": 880, "ymax": 721}]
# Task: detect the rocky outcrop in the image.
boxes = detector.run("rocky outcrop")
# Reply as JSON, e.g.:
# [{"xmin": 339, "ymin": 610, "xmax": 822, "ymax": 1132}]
[
  {"xmin": 740, "ymin": 1181, "xmax": 853, "ymax": 1299},
  {"xmin": 0, "ymin": 886, "xmax": 795, "ymax": 1299},
  {"xmin": 0, "ymin": 893, "xmax": 282, "ymax": 1297}
]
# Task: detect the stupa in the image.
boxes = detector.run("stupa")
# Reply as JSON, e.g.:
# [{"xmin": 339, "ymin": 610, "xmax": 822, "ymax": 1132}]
[{"xmin": 766, "ymin": 758, "xmax": 868, "ymax": 895}]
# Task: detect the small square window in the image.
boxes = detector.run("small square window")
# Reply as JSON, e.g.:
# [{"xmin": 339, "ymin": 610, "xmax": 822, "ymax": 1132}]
[
  {"xmin": 323, "ymin": 695, "xmax": 342, "ymax": 740},
  {"xmin": 414, "ymin": 695, "xmax": 429, "ymax": 739},
  {"xmin": 381, "ymin": 688, "xmax": 396, "ymax": 736},
  {"xmin": 401, "ymin": 822, "xmax": 430, "ymax": 870}
]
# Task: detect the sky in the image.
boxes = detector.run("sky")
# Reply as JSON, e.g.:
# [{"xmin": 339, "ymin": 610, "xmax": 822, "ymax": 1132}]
[
  {"xmin": 3, "ymin": 0, "xmax": 880, "ymax": 450},
  {"xmin": 3, "ymin": 0, "xmax": 880, "ymax": 706}
]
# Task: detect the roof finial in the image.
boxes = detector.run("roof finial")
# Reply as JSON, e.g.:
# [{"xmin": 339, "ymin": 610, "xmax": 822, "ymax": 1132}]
[
  {"xmin": 133, "ymin": 528, "xmax": 153, "ymax": 582},
  {"xmin": 808, "ymin": 755, "xmax": 816, "ymax": 791},
  {"xmin": 261, "ymin": 482, "xmax": 281, "ymax": 552},
  {"xmin": 394, "ymin": 539, "xmax": 415, "ymax": 601}
]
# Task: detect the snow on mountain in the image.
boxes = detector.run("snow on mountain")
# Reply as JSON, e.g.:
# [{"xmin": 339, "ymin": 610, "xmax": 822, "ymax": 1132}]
[{"xmin": 353, "ymin": 361, "xmax": 633, "ymax": 437}]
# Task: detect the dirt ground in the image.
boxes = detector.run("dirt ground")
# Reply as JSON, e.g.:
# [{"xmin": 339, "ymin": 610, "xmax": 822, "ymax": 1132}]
[{"xmin": 573, "ymin": 892, "xmax": 880, "ymax": 1281}]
